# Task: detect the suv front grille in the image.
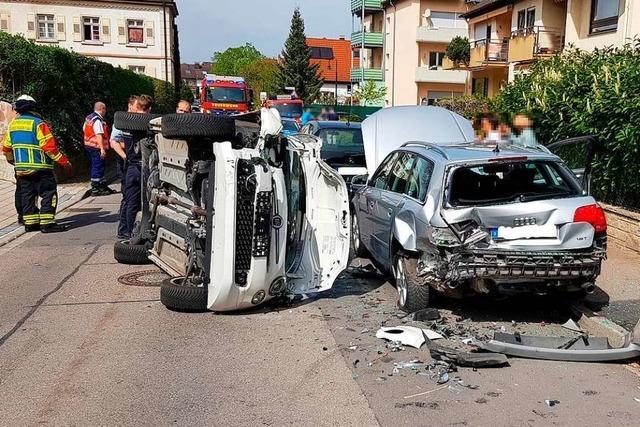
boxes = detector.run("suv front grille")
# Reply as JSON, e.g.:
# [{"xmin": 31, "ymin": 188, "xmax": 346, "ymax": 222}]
[{"xmin": 253, "ymin": 191, "xmax": 272, "ymax": 258}]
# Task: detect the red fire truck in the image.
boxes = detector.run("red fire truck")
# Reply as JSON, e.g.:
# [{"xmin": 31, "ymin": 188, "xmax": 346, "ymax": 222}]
[{"xmin": 199, "ymin": 74, "xmax": 253, "ymax": 115}]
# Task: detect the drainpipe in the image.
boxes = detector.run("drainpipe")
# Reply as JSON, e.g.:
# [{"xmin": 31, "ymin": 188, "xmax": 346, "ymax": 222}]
[
  {"xmin": 390, "ymin": 0, "xmax": 397, "ymax": 107},
  {"xmin": 361, "ymin": 1, "xmax": 365, "ymax": 89},
  {"xmin": 163, "ymin": 0, "xmax": 169, "ymax": 84},
  {"xmin": 382, "ymin": 7, "xmax": 387, "ymax": 84}
]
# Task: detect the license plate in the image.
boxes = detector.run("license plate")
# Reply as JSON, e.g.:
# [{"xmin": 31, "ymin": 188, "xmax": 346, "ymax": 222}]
[{"xmin": 491, "ymin": 224, "xmax": 558, "ymax": 241}]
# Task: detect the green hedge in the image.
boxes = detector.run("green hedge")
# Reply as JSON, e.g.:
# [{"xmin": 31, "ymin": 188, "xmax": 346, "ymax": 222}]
[
  {"xmin": 495, "ymin": 42, "xmax": 640, "ymax": 209},
  {"xmin": 0, "ymin": 32, "xmax": 172, "ymax": 154}
]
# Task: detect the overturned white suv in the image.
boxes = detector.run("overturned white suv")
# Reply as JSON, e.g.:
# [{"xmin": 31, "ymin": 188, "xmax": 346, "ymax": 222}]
[{"xmin": 112, "ymin": 109, "xmax": 350, "ymax": 311}]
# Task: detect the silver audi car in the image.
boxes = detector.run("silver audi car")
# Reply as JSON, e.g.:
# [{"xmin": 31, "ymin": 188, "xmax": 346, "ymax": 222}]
[{"xmin": 351, "ymin": 107, "xmax": 607, "ymax": 312}]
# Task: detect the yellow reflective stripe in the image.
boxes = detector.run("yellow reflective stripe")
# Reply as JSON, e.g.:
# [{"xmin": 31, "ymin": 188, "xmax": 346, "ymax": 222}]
[
  {"xmin": 10, "ymin": 119, "xmax": 35, "ymax": 132},
  {"xmin": 15, "ymin": 163, "xmax": 54, "ymax": 168},
  {"xmin": 50, "ymin": 152, "xmax": 62, "ymax": 161},
  {"xmin": 27, "ymin": 148, "xmax": 34, "ymax": 164},
  {"xmin": 11, "ymin": 144, "xmax": 40, "ymax": 149},
  {"xmin": 23, "ymin": 214, "xmax": 40, "ymax": 219},
  {"xmin": 40, "ymin": 219, "xmax": 55, "ymax": 225},
  {"xmin": 51, "ymin": 195, "xmax": 57, "ymax": 208}
]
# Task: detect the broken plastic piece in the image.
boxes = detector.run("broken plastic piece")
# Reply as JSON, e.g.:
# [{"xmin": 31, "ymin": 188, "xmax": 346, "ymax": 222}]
[
  {"xmin": 478, "ymin": 332, "xmax": 640, "ymax": 362},
  {"xmin": 545, "ymin": 399, "xmax": 560, "ymax": 407},
  {"xmin": 561, "ymin": 318, "xmax": 583, "ymax": 333},
  {"xmin": 429, "ymin": 344, "xmax": 509, "ymax": 368},
  {"xmin": 376, "ymin": 326, "xmax": 443, "ymax": 349}
]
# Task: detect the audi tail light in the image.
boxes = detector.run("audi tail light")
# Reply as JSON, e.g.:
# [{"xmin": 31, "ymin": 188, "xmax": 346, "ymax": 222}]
[{"xmin": 573, "ymin": 204, "xmax": 607, "ymax": 233}]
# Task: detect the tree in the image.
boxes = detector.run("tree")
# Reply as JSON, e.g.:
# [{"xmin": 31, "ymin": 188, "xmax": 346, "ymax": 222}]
[
  {"xmin": 277, "ymin": 8, "xmax": 323, "ymax": 104},
  {"xmin": 179, "ymin": 81, "xmax": 194, "ymax": 102},
  {"xmin": 353, "ymin": 81, "xmax": 387, "ymax": 106},
  {"xmin": 212, "ymin": 43, "xmax": 264, "ymax": 76},
  {"xmin": 240, "ymin": 58, "xmax": 279, "ymax": 105},
  {"xmin": 446, "ymin": 36, "xmax": 471, "ymax": 66}
]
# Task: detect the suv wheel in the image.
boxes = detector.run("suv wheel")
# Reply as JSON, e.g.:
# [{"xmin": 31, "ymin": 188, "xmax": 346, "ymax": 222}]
[
  {"xmin": 161, "ymin": 114, "xmax": 236, "ymax": 140},
  {"xmin": 351, "ymin": 211, "xmax": 368, "ymax": 258},
  {"xmin": 394, "ymin": 256, "xmax": 430, "ymax": 313},
  {"xmin": 114, "ymin": 239, "xmax": 151, "ymax": 265},
  {"xmin": 113, "ymin": 112, "xmax": 161, "ymax": 132},
  {"xmin": 160, "ymin": 277, "xmax": 208, "ymax": 312}
]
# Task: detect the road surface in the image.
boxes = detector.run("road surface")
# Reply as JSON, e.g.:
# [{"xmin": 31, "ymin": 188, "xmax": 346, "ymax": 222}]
[{"xmin": 0, "ymin": 192, "xmax": 638, "ymax": 426}]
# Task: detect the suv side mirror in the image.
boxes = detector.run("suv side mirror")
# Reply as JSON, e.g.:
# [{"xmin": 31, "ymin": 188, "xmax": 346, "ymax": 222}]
[{"xmin": 351, "ymin": 174, "xmax": 369, "ymax": 186}]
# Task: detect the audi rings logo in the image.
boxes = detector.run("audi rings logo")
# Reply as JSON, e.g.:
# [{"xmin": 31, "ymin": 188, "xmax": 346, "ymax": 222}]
[
  {"xmin": 272, "ymin": 215, "xmax": 283, "ymax": 229},
  {"xmin": 513, "ymin": 217, "xmax": 536, "ymax": 227}
]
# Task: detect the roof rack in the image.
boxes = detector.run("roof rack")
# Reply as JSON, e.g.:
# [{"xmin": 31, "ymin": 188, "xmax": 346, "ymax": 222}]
[{"xmin": 401, "ymin": 142, "xmax": 450, "ymax": 160}]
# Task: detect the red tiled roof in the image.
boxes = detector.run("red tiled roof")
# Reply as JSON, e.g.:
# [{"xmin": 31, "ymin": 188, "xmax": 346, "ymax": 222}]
[
  {"xmin": 307, "ymin": 37, "xmax": 352, "ymax": 84},
  {"xmin": 181, "ymin": 62, "xmax": 214, "ymax": 80}
]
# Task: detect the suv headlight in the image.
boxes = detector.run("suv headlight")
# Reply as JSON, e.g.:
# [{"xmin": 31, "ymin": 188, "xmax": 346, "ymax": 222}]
[{"xmin": 427, "ymin": 226, "xmax": 461, "ymax": 247}]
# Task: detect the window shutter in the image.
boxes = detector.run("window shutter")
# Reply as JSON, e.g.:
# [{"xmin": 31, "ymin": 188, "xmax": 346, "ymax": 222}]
[
  {"xmin": 117, "ymin": 19, "xmax": 126, "ymax": 44},
  {"xmin": 144, "ymin": 21, "xmax": 155, "ymax": 46},
  {"xmin": 26, "ymin": 14, "xmax": 36, "ymax": 39},
  {"xmin": 0, "ymin": 12, "xmax": 10, "ymax": 32},
  {"xmin": 56, "ymin": 15, "xmax": 65, "ymax": 41},
  {"xmin": 102, "ymin": 17, "xmax": 111, "ymax": 43},
  {"xmin": 72, "ymin": 16, "xmax": 81, "ymax": 41}
]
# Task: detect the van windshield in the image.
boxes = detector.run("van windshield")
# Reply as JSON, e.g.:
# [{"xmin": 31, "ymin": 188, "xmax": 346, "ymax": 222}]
[{"xmin": 448, "ymin": 160, "xmax": 582, "ymax": 207}]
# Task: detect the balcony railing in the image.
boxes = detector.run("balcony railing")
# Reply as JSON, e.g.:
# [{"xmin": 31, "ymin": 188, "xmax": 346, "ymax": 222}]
[
  {"xmin": 508, "ymin": 27, "xmax": 564, "ymax": 62},
  {"xmin": 416, "ymin": 26, "xmax": 468, "ymax": 44},
  {"xmin": 351, "ymin": 67, "xmax": 383, "ymax": 81},
  {"xmin": 471, "ymin": 39, "xmax": 509, "ymax": 66},
  {"xmin": 415, "ymin": 67, "xmax": 467, "ymax": 84},
  {"xmin": 351, "ymin": 31, "xmax": 384, "ymax": 48},
  {"xmin": 351, "ymin": 0, "xmax": 383, "ymax": 15}
]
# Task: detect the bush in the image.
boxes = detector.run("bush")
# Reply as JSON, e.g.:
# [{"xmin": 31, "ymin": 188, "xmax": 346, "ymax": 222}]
[
  {"xmin": 434, "ymin": 95, "xmax": 491, "ymax": 120},
  {"xmin": 494, "ymin": 42, "xmax": 640, "ymax": 209},
  {"xmin": 446, "ymin": 36, "xmax": 470, "ymax": 66},
  {"xmin": 0, "ymin": 32, "xmax": 172, "ymax": 154}
]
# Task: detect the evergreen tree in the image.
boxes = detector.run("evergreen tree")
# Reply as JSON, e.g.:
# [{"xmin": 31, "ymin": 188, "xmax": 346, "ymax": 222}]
[{"xmin": 278, "ymin": 8, "xmax": 323, "ymax": 104}]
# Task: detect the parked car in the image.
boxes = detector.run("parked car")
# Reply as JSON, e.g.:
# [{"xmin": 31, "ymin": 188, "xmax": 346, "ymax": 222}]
[
  {"xmin": 299, "ymin": 120, "xmax": 367, "ymax": 187},
  {"xmin": 281, "ymin": 118, "xmax": 300, "ymax": 137},
  {"xmin": 351, "ymin": 106, "xmax": 607, "ymax": 312},
  {"xmin": 112, "ymin": 109, "xmax": 350, "ymax": 312}
]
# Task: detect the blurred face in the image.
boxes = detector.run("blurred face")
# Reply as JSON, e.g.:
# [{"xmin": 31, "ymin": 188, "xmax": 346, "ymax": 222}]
[
  {"xmin": 514, "ymin": 114, "xmax": 532, "ymax": 129},
  {"xmin": 127, "ymin": 101, "xmax": 137, "ymax": 113},
  {"xmin": 96, "ymin": 105, "xmax": 106, "ymax": 117},
  {"xmin": 481, "ymin": 118, "xmax": 492, "ymax": 133}
]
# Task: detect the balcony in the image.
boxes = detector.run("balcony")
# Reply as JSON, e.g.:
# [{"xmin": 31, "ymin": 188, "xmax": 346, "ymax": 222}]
[
  {"xmin": 351, "ymin": 31, "xmax": 384, "ymax": 48},
  {"xmin": 470, "ymin": 39, "xmax": 509, "ymax": 68},
  {"xmin": 351, "ymin": 67, "xmax": 383, "ymax": 81},
  {"xmin": 415, "ymin": 68, "xmax": 467, "ymax": 85},
  {"xmin": 508, "ymin": 27, "xmax": 564, "ymax": 62},
  {"xmin": 416, "ymin": 26, "xmax": 468, "ymax": 44},
  {"xmin": 351, "ymin": 0, "xmax": 383, "ymax": 15}
]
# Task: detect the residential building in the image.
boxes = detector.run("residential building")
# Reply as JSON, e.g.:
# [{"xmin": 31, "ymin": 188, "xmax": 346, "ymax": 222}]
[
  {"xmin": 0, "ymin": 0, "xmax": 179, "ymax": 83},
  {"xmin": 307, "ymin": 37, "xmax": 352, "ymax": 104},
  {"xmin": 447, "ymin": 0, "xmax": 639, "ymax": 97},
  {"xmin": 181, "ymin": 61, "xmax": 213, "ymax": 91},
  {"xmin": 350, "ymin": 0, "xmax": 469, "ymax": 107}
]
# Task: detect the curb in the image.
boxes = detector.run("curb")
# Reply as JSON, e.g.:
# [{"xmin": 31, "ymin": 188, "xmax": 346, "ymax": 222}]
[{"xmin": 0, "ymin": 184, "xmax": 91, "ymax": 248}]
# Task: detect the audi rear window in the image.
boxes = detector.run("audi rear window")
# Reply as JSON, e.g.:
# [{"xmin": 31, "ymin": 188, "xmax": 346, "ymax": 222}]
[{"xmin": 448, "ymin": 160, "xmax": 582, "ymax": 207}]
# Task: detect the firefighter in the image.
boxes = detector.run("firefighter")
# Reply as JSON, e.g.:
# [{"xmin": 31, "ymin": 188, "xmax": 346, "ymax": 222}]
[
  {"xmin": 84, "ymin": 101, "xmax": 115, "ymax": 196},
  {"xmin": 2, "ymin": 95, "xmax": 72, "ymax": 233}
]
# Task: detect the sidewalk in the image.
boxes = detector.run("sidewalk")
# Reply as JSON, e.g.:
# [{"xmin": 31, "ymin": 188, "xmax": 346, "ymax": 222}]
[{"xmin": 0, "ymin": 178, "xmax": 88, "ymax": 243}]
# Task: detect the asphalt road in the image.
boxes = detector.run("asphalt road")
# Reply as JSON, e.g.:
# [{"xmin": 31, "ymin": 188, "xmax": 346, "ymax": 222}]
[{"xmin": 0, "ymin": 192, "xmax": 638, "ymax": 426}]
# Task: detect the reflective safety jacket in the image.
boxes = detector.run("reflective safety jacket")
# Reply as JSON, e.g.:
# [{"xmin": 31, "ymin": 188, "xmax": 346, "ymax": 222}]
[
  {"xmin": 2, "ymin": 114, "xmax": 70, "ymax": 175},
  {"xmin": 83, "ymin": 112, "xmax": 110, "ymax": 150}
]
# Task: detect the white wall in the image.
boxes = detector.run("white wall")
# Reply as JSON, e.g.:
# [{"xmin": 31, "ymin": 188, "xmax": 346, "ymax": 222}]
[{"xmin": 0, "ymin": 0, "xmax": 176, "ymax": 82}]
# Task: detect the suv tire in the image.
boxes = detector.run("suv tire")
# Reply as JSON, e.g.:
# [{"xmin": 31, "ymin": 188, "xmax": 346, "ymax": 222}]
[
  {"xmin": 394, "ymin": 256, "xmax": 430, "ymax": 313},
  {"xmin": 114, "ymin": 240, "xmax": 151, "ymax": 265},
  {"xmin": 161, "ymin": 114, "xmax": 236, "ymax": 140},
  {"xmin": 160, "ymin": 277, "xmax": 208, "ymax": 311},
  {"xmin": 351, "ymin": 211, "xmax": 368, "ymax": 258},
  {"xmin": 113, "ymin": 112, "xmax": 160, "ymax": 132}
]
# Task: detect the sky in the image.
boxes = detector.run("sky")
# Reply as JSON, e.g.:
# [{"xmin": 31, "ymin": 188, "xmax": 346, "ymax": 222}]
[{"xmin": 176, "ymin": 0, "xmax": 352, "ymax": 63}]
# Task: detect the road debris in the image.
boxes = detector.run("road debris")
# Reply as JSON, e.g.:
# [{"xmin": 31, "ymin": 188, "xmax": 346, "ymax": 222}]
[
  {"xmin": 545, "ymin": 399, "xmax": 560, "ymax": 407},
  {"xmin": 411, "ymin": 308, "xmax": 441, "ymax": 322},
  {"xmin": 429, "ymin": 343, "xmax": 509, "ymax": 368},
  {"xmin": 403, "ymin": 385, "xmax": 448, "ymax": 399},
  {"xmin": 376, "ymin": 326, "xmax": 443, "ymax": 349},
  {"xmin": 561, "ymin": 318, "xmax": 583, "ymax": 333}
]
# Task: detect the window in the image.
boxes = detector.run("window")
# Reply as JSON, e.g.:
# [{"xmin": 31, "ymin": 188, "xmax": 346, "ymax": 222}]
[
  {"xmin": 127, "ymin": 19, "xmax": 144, "ymax": 44},
  {"xmin": 405, "ymin": 157, "xmax": 434, "ymax": 201},
  {"xmin": 472, "ymin": 78, "xmax": 489, "ymax": 97},
  {"xmin": 429, "ymin": 11, "xmax": 467, "ymax": 29},
  {"xmin": 372, "ymin": 152, "xmax": 400, "ymax": 189},
  {"xmin": 526, "ymin": 8, "xmax": 535, "ymax": 28},
  {"xmin": 590, "ymin": 0, "xmax": 619, "ymax": 34},
  {"xmin": 428, "ymin": 51, "xmax": 445, "ymax": 70},
  {"xmin": 517, "ymin": 10, "xmax": 526, "ymax": 29},
  {"xmin": 310, "ymin": 47, "xmax": 334, "ymax": 60},
  {"xmin": 37, "ymin": 14, "xmax": 55, "ymax": 40},
  {"xmin": 426, "ymin": 91, "xmax": 463, "ymax": 106},
  {"xmin": 128, "ymin": 65, "xmax": 145, "ymax": 74},
  {"xmin": 386, "ymin": 152, "xmax": 416, "ymax": 194},
  {"xmin": 83, "ymin": 17, "xmax": 100, "ymax": 41}
]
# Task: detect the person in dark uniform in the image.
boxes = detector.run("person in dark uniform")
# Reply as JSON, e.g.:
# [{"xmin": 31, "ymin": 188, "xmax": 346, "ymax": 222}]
[
  {"xmin": 2, "ymin": 95, "xmax": 72, "ymax": 233},
  {"xmin": 116, "ymin": 94, "xmax": 152, "ymax": 239}
]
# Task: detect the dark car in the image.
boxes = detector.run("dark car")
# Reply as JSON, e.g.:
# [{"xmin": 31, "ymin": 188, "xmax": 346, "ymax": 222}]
[{"xmin": 299, "ymin": 120, "xmax": 367, "ymax": 185}]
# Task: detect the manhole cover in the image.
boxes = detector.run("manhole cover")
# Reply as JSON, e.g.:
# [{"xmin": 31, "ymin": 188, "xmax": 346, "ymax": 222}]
[{"xmin": 118, "ymin": 270, "xmax": 169, "ymax": 287}]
